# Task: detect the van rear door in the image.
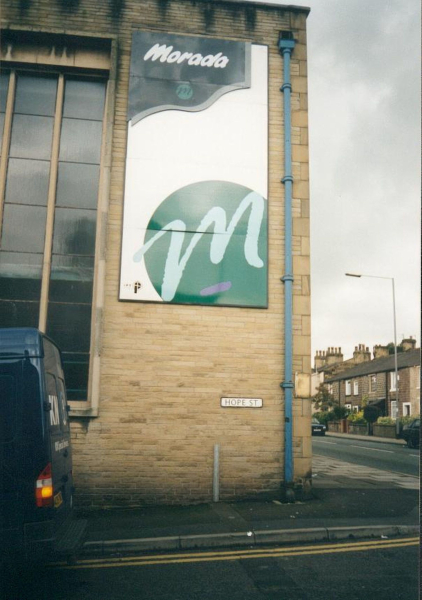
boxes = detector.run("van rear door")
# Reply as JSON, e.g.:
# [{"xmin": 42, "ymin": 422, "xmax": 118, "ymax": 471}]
[
  {"xmin": 42, "ymin": 335, "xmax": 73, "ymax": 529},
  {"xmin": 0, "ymin": 359, "xmax": 22, "ymax": 547}
]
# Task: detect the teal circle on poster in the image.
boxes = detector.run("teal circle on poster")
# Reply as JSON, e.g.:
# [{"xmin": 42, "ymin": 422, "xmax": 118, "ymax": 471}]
[
  {"xmin": 143, "ymin": 180, "xmax": 268, "ymax": 306},
  {"xmin": 176, "ymin": 83, "xmax": 194, "ymax": 100}
]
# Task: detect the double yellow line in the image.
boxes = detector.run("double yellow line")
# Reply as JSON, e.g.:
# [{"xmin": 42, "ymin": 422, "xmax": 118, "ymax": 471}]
[{"xmin": 55, "ymin": 536, "xmax": 419, "ymax": 570}]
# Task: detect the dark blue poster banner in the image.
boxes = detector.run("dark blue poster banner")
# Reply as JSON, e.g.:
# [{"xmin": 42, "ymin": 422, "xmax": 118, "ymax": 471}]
[{"xmin": 120, "ymin": 32, "xmax": 268, "ymax": 308}]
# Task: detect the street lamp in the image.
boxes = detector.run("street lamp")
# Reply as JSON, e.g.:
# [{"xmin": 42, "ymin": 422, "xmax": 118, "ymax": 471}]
[{"xmin": 345, "ymin": 273, "xmax": 399, "ymax": 419}]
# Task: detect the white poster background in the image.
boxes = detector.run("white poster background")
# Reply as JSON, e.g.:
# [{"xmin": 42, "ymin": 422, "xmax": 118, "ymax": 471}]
[{"xmin": 120, "ymin": 44, "xmax": 268, "ymax": 302}]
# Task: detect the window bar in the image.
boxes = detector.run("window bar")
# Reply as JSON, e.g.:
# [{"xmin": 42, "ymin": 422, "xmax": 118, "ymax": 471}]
[
  {"xmin": 0, "ymin": 70, "xmax": 16, "ymax": 238},
  {"xmin": 86, "ymin": 77, "xmax": 111, "ymax": 404},
  {"xmin": 38, "ymin": 73, "xmax": 65, "ymax": 332}
]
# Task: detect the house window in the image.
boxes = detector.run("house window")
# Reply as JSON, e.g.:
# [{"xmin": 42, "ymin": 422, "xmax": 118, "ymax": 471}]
[
  {"xmin": 345, "ymin": 403, "xmax": 352, "ymax": 411},
  {"xmin": 390, "ymin": 400, "xmax": 398, "ymax": 418},
  {"xmin": 353, "ymin": 380, "xmax": 359, "ymax": 396},
  {"xmin": 345, "ymin": 380, "xmax": 351, "ymax": 396},
  {"xmin": 403, "ymin": 403, "xmax": 411, "ymax": 417},
  {"xmin": 416, "ymin": 367, "xmax": 420, "ymax": 389},
  {"xmin": 352, "ymin": 405, "xmax": 359, "ymax": 413},
  {"xmin": 390, "ymin": 371, "xmax": 397, "ymax": 392},
  {"xmin": 369, "ymin": 374, "xmax": 377, "ymax": 392},
  {"xmin": 0, "ymin": 69, "xmax": 107, "ymax": 401}
]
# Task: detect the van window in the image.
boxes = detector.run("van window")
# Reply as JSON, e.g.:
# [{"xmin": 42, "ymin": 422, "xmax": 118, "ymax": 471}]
[
  {"xmin": 0, "ymin": 374, "xmax": 16, "ymax": 442},
  {"xmin": 45, "ymin": 372, "xmax": 61, "ymax": 434},
  {"xmin": 56, "ymin": 377, "xmax": 69, "ymax": 433}
]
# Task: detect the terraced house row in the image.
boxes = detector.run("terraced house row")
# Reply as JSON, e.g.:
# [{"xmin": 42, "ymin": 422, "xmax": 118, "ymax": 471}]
[{"xmin": 313, "ymin": 339, "xmax": 420, "ymax": 418}]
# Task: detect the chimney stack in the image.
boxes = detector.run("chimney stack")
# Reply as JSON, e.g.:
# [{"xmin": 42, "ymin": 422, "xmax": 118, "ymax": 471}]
[
  {"xmin": 353, "ymin": 344, "xmax": 371, "ymax": 364},
  {"xmin": 401, "ymin": 337, "xmax": 416, "ymax": 352},
  {"xmin": 325, "ymin": 346, "xmax": 344, "ymax": 366},
  {"xmin": 373, "ymin": 344, "xmax": 389, "ymax": 359},
  {"xmin": 314, "ymin": 350, "xmax": 326, "ymax": 371}
]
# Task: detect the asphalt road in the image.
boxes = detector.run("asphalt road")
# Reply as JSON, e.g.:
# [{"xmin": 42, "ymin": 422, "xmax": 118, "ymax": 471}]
[
  {"xmin": 4, "ymin": 538, "xmax": 418, "ymax": 600},
  {"xmin": 312, "ymin": 436, "xmax": 419, "ymax": 477}
]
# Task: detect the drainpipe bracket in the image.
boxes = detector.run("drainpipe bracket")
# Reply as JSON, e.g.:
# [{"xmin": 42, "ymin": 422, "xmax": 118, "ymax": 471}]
[
  {"xmin": 280, "ymin": 82, "xmax": 292, "ymax": 93},
  {"xmin": 280, "ymin": 274, "xmax": 294, "ymax": 283},
  {"xmin": 281, "ymin": 175, "xmax": 293, "ymax": 184},
  {"xmin": 280, "ymin": 381, "xmax": 294, "ymax": 389}
]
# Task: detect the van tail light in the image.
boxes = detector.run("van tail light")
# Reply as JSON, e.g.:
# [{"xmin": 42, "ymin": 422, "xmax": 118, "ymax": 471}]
[{"xmin": 35, "ymin": 463, "xmax": 54, "ymax": 507}]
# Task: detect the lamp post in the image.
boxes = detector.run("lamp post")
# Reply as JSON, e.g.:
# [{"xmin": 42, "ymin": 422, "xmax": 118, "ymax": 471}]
[{"xmin": 345, "ymin": 273, "xmax": 399, "ymax": 419}]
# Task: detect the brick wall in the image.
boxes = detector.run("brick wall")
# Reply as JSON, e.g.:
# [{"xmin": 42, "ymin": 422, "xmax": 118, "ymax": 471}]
[
  {"xmin": 331, "ymin": 366, "xmax": 419, "ymax": 419},
  {"xmin": 2, "ymin": 0, "xmax": 311, "ymax": 506}
]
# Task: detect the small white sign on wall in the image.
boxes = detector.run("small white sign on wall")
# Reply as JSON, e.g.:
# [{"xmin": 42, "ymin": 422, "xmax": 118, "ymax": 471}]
[{"xmin": 221, "ymin": 397, "xmax": 263, "ymax": 408}]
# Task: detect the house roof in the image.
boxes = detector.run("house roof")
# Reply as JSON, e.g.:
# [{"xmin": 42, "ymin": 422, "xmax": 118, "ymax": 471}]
[{"xmin": 325, "ymin": 349, "xmax": 420, "ymax": 383}]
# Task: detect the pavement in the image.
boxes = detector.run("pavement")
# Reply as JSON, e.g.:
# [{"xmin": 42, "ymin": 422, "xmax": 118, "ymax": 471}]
[{"xmin": 76, "ymin": 433, "xmax": 419, "ymax": 557}]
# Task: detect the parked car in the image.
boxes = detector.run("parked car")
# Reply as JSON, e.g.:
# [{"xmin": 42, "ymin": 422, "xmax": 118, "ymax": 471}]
[
  {"xmin": 311, "ymin": 418, "xmax": 326, "ymax": 436},
  {"xmin": 401, "ymin": 418, "xmax": 420, "ymax": 449},
  {"xmin": 0, "ymin": 328, "xmax": 86, "ymax": 565}
]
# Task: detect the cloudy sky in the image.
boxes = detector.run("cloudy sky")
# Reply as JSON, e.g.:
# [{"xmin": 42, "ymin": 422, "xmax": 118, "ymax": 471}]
[{"xmin": 253, "ymin": 0, "xmax": 420, "ymax": 361}]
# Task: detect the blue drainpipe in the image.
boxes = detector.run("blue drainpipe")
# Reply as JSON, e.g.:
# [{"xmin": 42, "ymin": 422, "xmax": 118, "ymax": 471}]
[{"xmin": 278, "ymin": 34, "xmax": 295, "ymax": 500}]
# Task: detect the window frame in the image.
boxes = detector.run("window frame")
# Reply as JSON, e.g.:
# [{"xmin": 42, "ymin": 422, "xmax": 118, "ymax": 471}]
[
  {"xmin": 403, "ymin": 402, "xmax": 411, "ymax": 417},
  {"xmin": 0, "ymin": 31, "xmax": 117, "ymax": 417},
  {"xmin": 390, "ymin": 400, "xmax": 398, "ymax": 418},
  {"xmin": 353, "ymin": 380, "xmax": 359, "ymax": 396},
  {"xmin": 389, "ymin": 371, "xmax": 397, "ymax": 392},
  {"xmin": 345, "ymin": 380, "xmax": 351, "ymax": 396}
]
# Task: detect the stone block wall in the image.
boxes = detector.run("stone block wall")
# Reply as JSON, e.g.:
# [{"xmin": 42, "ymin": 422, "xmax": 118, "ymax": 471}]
[{"xmin": 2, "ymin": 0, "xmax": 311, "ymax": 505}]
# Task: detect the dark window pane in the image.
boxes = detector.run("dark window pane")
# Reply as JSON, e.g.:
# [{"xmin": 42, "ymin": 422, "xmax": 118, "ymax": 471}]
[
  {"xmin": 0, "ymin": 299, "xmax": 39, "ymax": 328},
  {"xmin": 5, "ymin": 158, "xmax": 50, "ymax": 206},
  {"xmin": 0, "ymin": 252, "xmax": 42, "ymax": 300},
  {"xmin": 0, "ymin": 113, "xmax": 4, "ymax": 152},
  {"xmin": 9, "ymin": 114, "xmax": 54, "ymax": 160},
  {"xmin": 63, "ymin": 79, "xmax": 106, "ymax": 121},
  {"xmin": 59, "ymin": 119, "xmax": 102, "ymax": 164},
  {"xmin": 46, "ymin": 302, "xmax": 91, "ymax": 353},
  {"xmin": 61, "ymin": 353, "xmax": 89, "ymax": 401},
  {"xmin": 14, "ymin": 74, "xmax": 57, "ymax": 116},
  {"xmin": 49, "ymin": 255, "xmax": 94, "ymax": 303},
  {"xmin": 0, "ymin": 73, "xmax": 9, "ymax": 112},
  {"xmin": 0, "ymin": 72, "xmax": 9, "ymax": 152},
  {"xmin": 56, "ymin": 162, "xmax": 99, "ymax": 209},
  {"xmin": 1, "ymin": 204, "xmax": 47, "ymax": 252},
  {"xmin": 52, "ymin": 207, "xmax": 96, "ymax": 256}
]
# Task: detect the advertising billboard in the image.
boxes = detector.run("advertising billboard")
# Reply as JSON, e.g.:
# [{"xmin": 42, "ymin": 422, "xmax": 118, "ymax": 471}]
[{"xmin": 120, "ymin": 32, "xmax": 268, "ymax": 307}]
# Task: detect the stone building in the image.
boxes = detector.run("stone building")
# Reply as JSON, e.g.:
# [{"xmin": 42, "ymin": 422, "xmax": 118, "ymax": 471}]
[
  {"xmin": 1, "ymin": 0, "xmax": 312, "ymax": 506},
  {"xmin": 325, "ymin": 346, "xmax": 420, "ymax": 418},
  {"xmin": 311, "ymin": 344, "xmax": 372, "ymax": 396}
]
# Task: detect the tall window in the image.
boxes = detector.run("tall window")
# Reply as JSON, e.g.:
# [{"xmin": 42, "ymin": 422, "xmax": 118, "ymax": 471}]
[
  {"xmin": 345, "ymin": 380, "xmax": 351, "ymax": 396},
  {"xmin": 353, "ymin": 380, "xmax": 359, "ymax": 396},
  {"xmin": 0, "ymin": 70, "xmax": 106, "ymax": 400},
  {"xmin": 390, "ymin": 371, "xmax": 397, "ymax": 392},
  {"xmin": 369, "ymin": 374, "xmax": 377, "ymax": 393}
]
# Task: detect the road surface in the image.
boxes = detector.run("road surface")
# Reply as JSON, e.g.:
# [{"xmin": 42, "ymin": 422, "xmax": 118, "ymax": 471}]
[
  {"xmin": 4, "ymin": 537, "xmax": 419, "ymax": 600},
  {"xmin": 312, "ymin": 436, "xmax": 419, "ymax": 477}
]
